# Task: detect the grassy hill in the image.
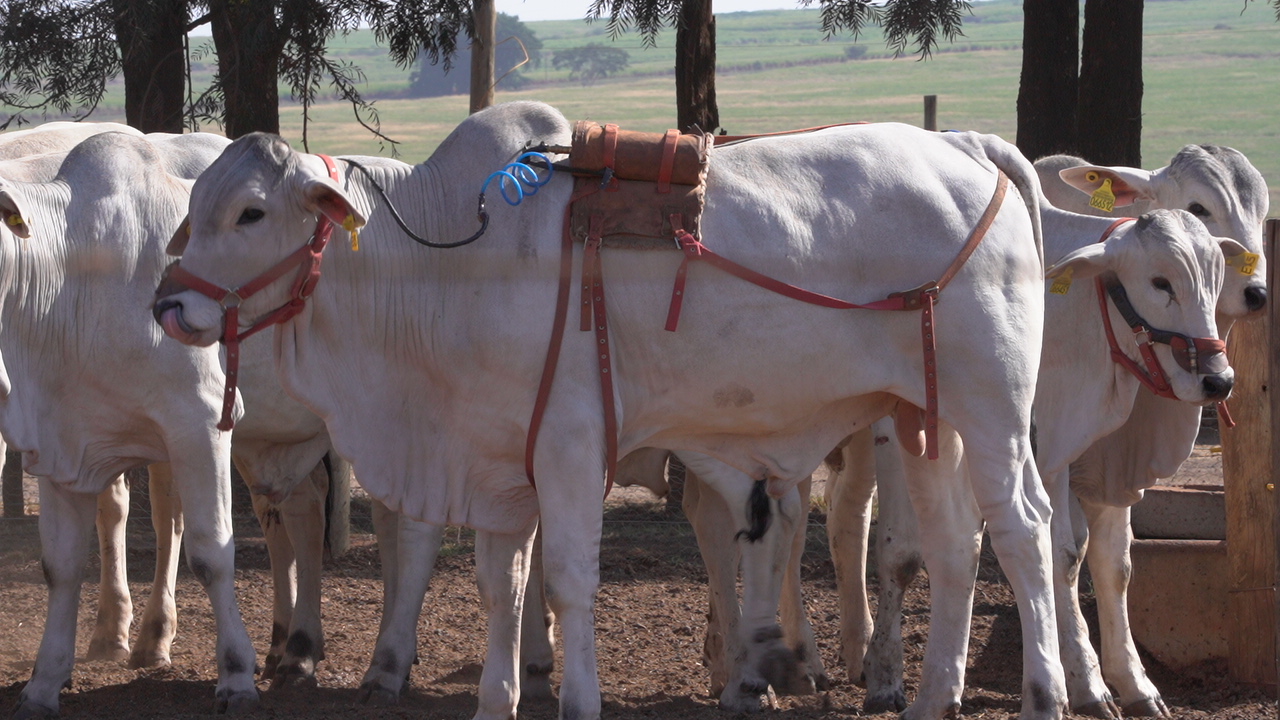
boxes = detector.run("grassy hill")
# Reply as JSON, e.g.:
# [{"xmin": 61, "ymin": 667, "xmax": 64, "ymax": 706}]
[{"xmin": 15, "ymin": 0, "xmax": 1280, "ymax": 212}]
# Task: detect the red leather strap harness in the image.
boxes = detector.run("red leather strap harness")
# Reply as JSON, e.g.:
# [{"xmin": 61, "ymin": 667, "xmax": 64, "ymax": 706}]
[
  {"xmin": 165, "ymin": 154, "xmax": 341, "ymax": 431},
  {"xmin": 1093, "ymin": 218, "xmax": 1234, "ymax": 426},
  {"xmin": 524, "ymin": 170, "xmax": 1011, "ymax": 492}
]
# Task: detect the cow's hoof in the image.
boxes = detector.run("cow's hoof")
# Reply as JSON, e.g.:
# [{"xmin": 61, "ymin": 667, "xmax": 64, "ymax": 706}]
[
  {"xmin": 863, "ymin": 688, "xmax": 907, "ymax": 714},
  {"xmin": 717, "ymin": 689, "xmax": 763, "ymax": 713},
  {"xmin": 1123, "ymin": 697, "xmax": 1170, "ymax": 718},
  {"xmin": 270, "ymin": 661, "xmax": 317, "ymax": 690},
  {"xmin": 260, "ymin": 653, "xmax": 282, "ymax": 681},
  {"xmin": 127, "ymin": 649, "xmax": 172, "ymax": 669},
  {"xmin": 519, "ymin": 672, "xmax": 555, "ymax": 704},
  {"xmin": 759, "ymin": 644, "xmax": 813, "ymax": 696},
  {"xmin": 357, "ymin": 683, "xmax": 400, "ymax": 707},
  {"xmin": 12, "ymin": 698, "xmax": 58, "ymax": 720},
  {"xmin": 1072, "ymin": 699, "xmax": 1121, "ymax": 719},
  {"xmin": 86, "ymin": 639, "xmax": 130, "ymax": 663},
  {"xmin": 214, "ymin": 688, "xmax": 259, "ymax": 715},
  {"xmin": 811, "ymin": 671, "xmax": 831, "ymax": 692}
]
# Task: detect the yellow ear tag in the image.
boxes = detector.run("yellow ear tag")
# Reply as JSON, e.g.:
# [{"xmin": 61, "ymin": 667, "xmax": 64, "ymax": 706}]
[
  {"xmin": 1049, "ymin": 265, "xmax": 1074, "ymax": 295},
  {"xmin": 343, "ymin": 214, "xmax": 361, "ymax": 251},
  {"xmin": 6, "ymin": 213, "xmax": 24, "ymax": 228},
  {"xmin": 1089, "ymin": 177, "xmax": 1116, "ymax": 213},
  {"xmin": 1226, "ymin": 251, "xmax": 1260, "ymax": 276}
]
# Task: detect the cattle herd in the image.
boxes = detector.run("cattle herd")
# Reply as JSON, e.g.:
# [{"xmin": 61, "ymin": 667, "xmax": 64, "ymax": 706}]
[{"xmin": 0, "ymin": 102, "xmax": 1267, "ymax": 720}]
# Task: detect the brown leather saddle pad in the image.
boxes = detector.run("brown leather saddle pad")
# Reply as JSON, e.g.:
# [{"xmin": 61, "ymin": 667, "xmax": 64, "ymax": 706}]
[{"xmin": 565, "ymin": 121, "xmax": 711, "ymax": 249}]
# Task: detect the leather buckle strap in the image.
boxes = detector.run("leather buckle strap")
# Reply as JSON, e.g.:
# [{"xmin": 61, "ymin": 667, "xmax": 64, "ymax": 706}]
[{"xmin": 656, "ymin": 129, "xmax": 680, "ymax": 194}]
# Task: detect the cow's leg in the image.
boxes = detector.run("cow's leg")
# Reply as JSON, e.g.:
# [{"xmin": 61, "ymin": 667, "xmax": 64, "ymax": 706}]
[
  {"xmin": 864, "ymin": 421, "xmax": 925, "ymax": 713},
  {"xmin": 474, "ymin": 522, "xmax": 537, "ymax": 720},
  {"xmin": 535, "ymin": 445, "xmax": 607, "ymax": 720},
  {"xmin": 958, "ymin": 428, "xmax": 1066, "ymax": 720},
  {"xmin": 129, "ymin": 464, "xmax": 185, "ymax": 668},
  {"xmin": 681, "ymin": 454, "xmax": 801, "ymax": 710},
  {"xmin": 166, "ymin": 446, "xmax": 259, "ymax": 713},
  {"xmin": 235, "ymin": 459, "xmax": 298, "ymax": 682},
  {"xmin": 1045, "ymin": 471, "xmax": 1117, "ymax": 718},
  {"xmin": 897, "ymin": 425, "xmax": 984, "ymax": 720},
  {"xmin": 1080, "ymin": 499, "xmax": 1169, "ymax": 718},
  {"xmin": 370, "ymin": 497, "xmax": 399, "ymax": 639},
  {"xmin": 778, "ymin": 476, "xmax": 829, "ymax": 692},
  {"xmin": 825, "ymin": 427, "xmax": 876, "ymax": 687},
  {"xmin": 86, "ymin": 475, "xmax": 133, "ymax": 662},
  {"xmin": 271, "ymin": 461, "xmax": 330, "ymax": 686},
  {"xmin": 681, "ymin": 463, "xmax": 742, "ymax": 704},
  {"xmin": 16, "ymin": 480, "xmax": 98, "ymax": 719},
  {"xmin": 359, "ymin": 513, "xmax": 444, "ymax": 705},
  {"xmin": 520, "ymin": 528, "xmax": 557, "ymax": 703}
]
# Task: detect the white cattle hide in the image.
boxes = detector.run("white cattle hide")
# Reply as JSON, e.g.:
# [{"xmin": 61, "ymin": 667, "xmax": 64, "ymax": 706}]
[
  {"xmin": 841, "ymin": 199, "xmax": 1242, "ymax": 718},
  {"xmin": 157, "ymin": 102, "xmax": 1060, "ymax": 720},
  {"xmin": 0, "ymin": 132, "xmax": 259, "ymax": 717}
]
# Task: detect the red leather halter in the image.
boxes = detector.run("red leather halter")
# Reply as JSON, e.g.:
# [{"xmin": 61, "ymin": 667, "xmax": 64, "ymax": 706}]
[
  {"xmin": 1093, "ymin": 218, "xmax": 1233, "ymax": 424},
  {"xmin": 165, "ymin": 154, "xmax": 341, "ymax": 430}
]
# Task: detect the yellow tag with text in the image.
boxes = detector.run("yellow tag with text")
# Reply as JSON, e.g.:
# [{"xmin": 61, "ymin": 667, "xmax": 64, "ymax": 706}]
[
  {"xmin": 343, "ymin": 214, "xmax": 361, "ymax": 252},
  {"xmin": 1089, "ymin": 177, "xmax": 1116, "ymax": 213},
  {"xmin": 1226, "ymin": 251, "xmax": 1259, "ymax": 276},
  {"xmin": 1049, "ymin": 266, "xmax": 1074, "ymax": 295}
]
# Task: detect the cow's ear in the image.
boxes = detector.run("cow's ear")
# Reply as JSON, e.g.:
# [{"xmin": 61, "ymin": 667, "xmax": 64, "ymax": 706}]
[
  {"xmin": 1058, "ymin": 165, "xmax": 1153, "ymax": 208},
  {"xmin": 1045, "ymin": 242, "xmax": 1111, "ymax": 281},
  {"xmin": 0, "ymin": 187, "xmax": 31, "ymax": 239},
  {"xmin": 167, "ymin": 217, "xmax": 191, "ymax": 256},
  {"xmin": 302, "ymin": 177, "xmax": 366, "ymax": 231}
]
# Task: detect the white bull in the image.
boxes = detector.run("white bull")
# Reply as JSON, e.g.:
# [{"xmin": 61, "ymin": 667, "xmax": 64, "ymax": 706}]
[
  {"xmin": 155, "ymin": 101, "xmax": 1062, "ymax": 720},
  {"xmin": 840, "ymin": 146, "xmax": 1265, "ymax": 719},
  {"xmin": 0, "ymin": 133, "xmax": 259, "ymax": 716}
]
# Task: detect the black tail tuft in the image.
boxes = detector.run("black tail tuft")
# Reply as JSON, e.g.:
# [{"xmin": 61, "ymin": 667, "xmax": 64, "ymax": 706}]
[{"xmin": 736, "ymin": 479, "xmax": 772, "ymax": 543}]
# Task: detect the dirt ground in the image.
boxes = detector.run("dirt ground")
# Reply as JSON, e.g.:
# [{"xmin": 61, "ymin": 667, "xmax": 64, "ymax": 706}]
[{"xmin": 0, "ymin": 448, "xmax": 1272, "ymax": 720}]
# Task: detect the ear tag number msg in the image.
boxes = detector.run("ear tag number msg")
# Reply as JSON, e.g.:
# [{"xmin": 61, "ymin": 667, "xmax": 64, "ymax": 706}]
[
  {"xmin": 1049, "ymin": 266, "xmax": 1074, "ymax": 295},
  {"xmin": 1227, "ymin": 251, "xmax": 1259, "ymax": 276},
  {"xmin": 1088, "ymin": 175, "xmax": 1116, "ymax": 213}
]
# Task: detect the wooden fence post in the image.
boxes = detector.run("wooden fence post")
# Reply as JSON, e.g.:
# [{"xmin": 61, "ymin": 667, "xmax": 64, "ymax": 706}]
[
  {"xmin": 1220, "ymin": 217, "xmax": 1278, "ymax": 693},
  {"xmin": 923, "ymin": 95, "xmax": 938, "ymax": 131}
]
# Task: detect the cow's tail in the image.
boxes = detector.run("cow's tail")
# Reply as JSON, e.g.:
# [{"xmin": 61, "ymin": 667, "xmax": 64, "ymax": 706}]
[
  {"xmin": 974, "ymin": 134, "xmax": 1045, "ymax": 272},
  {"xmin": 736, "ymin": 479, "xmax": 772, "ymax": 543}
]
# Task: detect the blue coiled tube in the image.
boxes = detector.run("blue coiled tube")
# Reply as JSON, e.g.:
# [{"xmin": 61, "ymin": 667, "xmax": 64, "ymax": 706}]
[{"xmin": 481, "ymin": 151, "xmax": 554, "ymax": 206}]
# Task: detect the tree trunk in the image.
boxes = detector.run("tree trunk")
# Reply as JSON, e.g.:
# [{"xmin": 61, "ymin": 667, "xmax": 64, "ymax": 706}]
[
  {"xmin": 113, "ymin": 0, "xmax": 187, "ymax": 133},
  {"xmin": 1077, "ymin": 0, "xmax": 1144, "ymax": 166},
  {"xmin": 675, "ymin": 0, "xmax": 719, "ymax": 134},
  {"xmin": 469, "ymin": 0, "xmax": 497, "ymax": 113},
  {"xmin": 1015, "ymin": 0, "xmax": 1079, "ymax": 161},
  {"xmin": 209, "ymin": 0, "xmax": 284, "ymax": 137}
]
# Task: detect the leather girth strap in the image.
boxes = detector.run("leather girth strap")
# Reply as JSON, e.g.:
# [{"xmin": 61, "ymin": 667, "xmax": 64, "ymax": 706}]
[{"xmin": 525, "ymin": 169, "xmax": 1011, "ymax": 490}]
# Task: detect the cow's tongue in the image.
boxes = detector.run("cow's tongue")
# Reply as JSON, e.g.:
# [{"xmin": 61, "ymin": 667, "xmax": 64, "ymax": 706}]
[{"xmin": 160, "ymin": 307, "xmax": 201, "ymax": 345}]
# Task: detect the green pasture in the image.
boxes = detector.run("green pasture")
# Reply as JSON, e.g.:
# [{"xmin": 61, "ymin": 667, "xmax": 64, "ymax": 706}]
[
  {"xmin": 21, "ymin": 0, "xmax": 1280, "ymax": 212},
  {"xmin": 270, "ymin": 0, "xmax": 1280, "ymax": 214}
]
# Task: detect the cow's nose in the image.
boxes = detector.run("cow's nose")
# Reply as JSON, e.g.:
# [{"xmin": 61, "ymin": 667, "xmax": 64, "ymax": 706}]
[
  {"xmin": 1245, "ymin": 285, "xmax": 1267, "ymax": 313},
  {"xmin": 1202, "ymin": 374, "xmax": 1233, "ymax": 402}
]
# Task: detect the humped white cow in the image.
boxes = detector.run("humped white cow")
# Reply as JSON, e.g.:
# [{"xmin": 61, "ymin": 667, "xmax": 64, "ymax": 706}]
[
  {"xmin": 154, "ymin": 101, "xmax": 1064, "ymax": 719},
  {"xmin": 0, "ymin": 122, "xmax": 359, "ymax": 690},
  {"xmin": 837, "ymin": 145, "xmax": 1266, "ymax": 719},
  {"xmin": 0, "ymin": 132, "xmax": 259, "ymax": 717}
]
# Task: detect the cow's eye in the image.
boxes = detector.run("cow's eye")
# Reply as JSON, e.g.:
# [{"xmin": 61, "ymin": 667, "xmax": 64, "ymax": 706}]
[
  {"xmin": 237, "ymin": 208, "xmax": 265, "ymax": 225},
  {"xmin": 1152, "ymin": 277, "xmax": 1174, "ymax": 295},
  {"xmin": 1187, "ymin": 202, "xmax": 1209, "ymax": 218}
]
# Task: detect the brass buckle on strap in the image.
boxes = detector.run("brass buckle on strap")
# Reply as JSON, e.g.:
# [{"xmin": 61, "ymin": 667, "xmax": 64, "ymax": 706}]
[{"xmin": 887, "ymin": 282, "xmax": 940, "ymax": 311}]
